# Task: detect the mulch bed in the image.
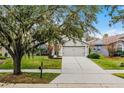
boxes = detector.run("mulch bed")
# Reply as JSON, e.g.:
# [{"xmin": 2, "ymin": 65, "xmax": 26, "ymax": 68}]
[
  {"xmin": 0, "ymin": 73, "xmax": 48, "ymax": 84},
  {"xmin": 0, "ymin": 61, "xmax": 4, "ymax": 64}
]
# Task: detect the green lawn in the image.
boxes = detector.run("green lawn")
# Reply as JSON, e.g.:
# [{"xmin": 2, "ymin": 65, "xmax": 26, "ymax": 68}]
[
  {"xmin": 0, "ymin": 73, "xmax": 60, "ymax": 83},
  {"xmin": 0, "ymin": 56, "xmax": 61, "ymax": 69},
  {"xmin": 113, "ymin": 73, "xmax": 124, "ymax": 79},
  {"xmin": 92, "ymin": 55, "xmax": 124, "ymax": 70}
]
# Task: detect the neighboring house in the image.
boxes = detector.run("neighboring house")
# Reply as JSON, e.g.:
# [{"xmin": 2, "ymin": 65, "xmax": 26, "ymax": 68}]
[{"xmin": 88, "ymin": 33, "xmax": 124, "ymax": 56}]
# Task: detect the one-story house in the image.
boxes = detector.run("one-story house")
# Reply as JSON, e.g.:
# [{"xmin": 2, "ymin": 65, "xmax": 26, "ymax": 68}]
[{"xmin": 88, "ymin": 33, "xmax": 124, "ymax": 56}]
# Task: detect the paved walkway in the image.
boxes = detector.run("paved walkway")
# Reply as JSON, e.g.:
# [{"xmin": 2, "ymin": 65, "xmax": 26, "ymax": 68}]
[
  {"xmin": 51, "ymin": 57, "xmax": 124, "ymax": 84},
  {"xmin": 2, "ymin": 83, "xmax": 124, "ymax": 88},
  {"xmin": 1, "ymin": 69, "xmax": 124, "ymax": 74},
  {"xmin": 0, "ymin": 69, "xmax": 61, "ymax": 73},
  {"xmin": 106, "ymin": 70, "xmax": 124, "ymax": 73}
]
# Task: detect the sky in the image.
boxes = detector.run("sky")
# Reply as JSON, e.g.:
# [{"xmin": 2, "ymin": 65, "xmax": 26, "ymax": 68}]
[{"xmin": 93, "ymin": 8, "xmax": 124, "ymax": 38}]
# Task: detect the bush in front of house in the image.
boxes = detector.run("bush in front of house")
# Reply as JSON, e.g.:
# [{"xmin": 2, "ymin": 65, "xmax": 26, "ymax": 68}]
[
  {"xmin": 0, "ymin": 53, "xmax": 2, "ymax": 56},
  {"xmin": 120, "ymin": 62, "xmax": 124, "ymax": 67},
  {"xmin": 114, "ymin": 50, "xmax": 123, "ymax": 56},
  {"xmin": 0, "ymin": 56, "xmax": 6, "ymax": 60},
  {"xmin": 87, "ymin": 53, "xmax": 100, "ymax": 59},
  {"xmin": 113, "ymin": 50, "xmax": 124, "ymax": 57}
]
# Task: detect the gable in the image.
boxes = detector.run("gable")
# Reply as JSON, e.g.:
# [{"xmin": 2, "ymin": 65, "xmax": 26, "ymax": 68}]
[{"xmin": 63, "ymin": 40, "xmax": 88, "ymax": 47}]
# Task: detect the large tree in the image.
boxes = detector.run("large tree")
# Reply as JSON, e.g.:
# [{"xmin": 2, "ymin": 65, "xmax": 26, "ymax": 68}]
[{"xmin": 0, "ymin": 5, "xmax": 101, "ymax": 75}]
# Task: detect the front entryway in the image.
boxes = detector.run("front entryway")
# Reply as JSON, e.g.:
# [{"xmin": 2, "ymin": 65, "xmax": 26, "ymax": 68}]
[{"xmin": 51, "ymin": 57, "xmax": 124, "ymax": 83}]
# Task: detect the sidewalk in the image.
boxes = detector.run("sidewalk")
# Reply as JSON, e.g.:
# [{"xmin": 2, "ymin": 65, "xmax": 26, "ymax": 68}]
[
  {"xmin": 0, "ymin": 69, "xmax": 61, "ymax": 73},
  {"xmin": 1, "ymin": 83, "xmax": 124, "ymax": 88},
  {"xmin": 1, "ymin": 69, "xmax": 124, "ymax": 74},
  {"xmin": 106, "ymin": 70, "xmax": 124, "ymax": 73}
]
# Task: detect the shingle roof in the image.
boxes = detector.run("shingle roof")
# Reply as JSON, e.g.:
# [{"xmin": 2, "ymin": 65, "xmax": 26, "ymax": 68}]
[
  {"xmin": 88, "ymin": 33, "xmax": 124, "ymax": 46},
  {"xmin": 103, "ymin": 34, "xmax": 124, "ymax": 45},
  {"xmin": 88, "ymin": 39, "xmax": 98, "ymax": 45}
]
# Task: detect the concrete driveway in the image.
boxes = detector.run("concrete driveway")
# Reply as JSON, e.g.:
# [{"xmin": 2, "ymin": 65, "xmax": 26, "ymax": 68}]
[{"xmin": 51, "ymin": 57, "xmax": 124, "ymax": 83}]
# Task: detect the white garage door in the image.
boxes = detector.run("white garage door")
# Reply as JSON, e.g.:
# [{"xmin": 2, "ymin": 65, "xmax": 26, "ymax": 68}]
[{"xmin": 63, "ymin": 46, "xmax": 85, "ymax": 56}]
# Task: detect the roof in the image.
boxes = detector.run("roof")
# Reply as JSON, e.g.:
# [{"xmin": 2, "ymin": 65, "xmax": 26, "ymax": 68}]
[
  {"xmin": 63, "ymin": 39, "xmax": 88, "ymax": 47},
  {"xmin": 95, "ymin": 39, "xmax": 104, "ymax": 45},
  {"xmin": 103, "ymin": 33, "xmax": 124, "ymax": 45},
  {"xmin": 88, "ymin": 33, "xmax": 124, "ymax": 46}
]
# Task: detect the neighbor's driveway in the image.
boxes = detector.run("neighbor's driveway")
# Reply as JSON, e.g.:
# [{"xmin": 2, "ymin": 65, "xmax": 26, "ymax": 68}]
[{"xmin": 51, "ymin": 57, "xmax": 124, "ymax": 83}]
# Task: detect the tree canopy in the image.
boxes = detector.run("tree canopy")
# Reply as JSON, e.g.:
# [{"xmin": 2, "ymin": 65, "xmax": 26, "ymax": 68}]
[
  {"xmin": 108, "ymin": 5, "xmax": 124, "ymax": 26},
  {"xmin": 0, "ymin": 5, "xmax": 101, "ymax": 75}
]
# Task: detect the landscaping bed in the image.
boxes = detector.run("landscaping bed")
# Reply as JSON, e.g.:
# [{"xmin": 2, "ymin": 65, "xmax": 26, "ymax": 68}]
[
  {"xmin": 91, "ymin": 55, "xmax": 124, "ymax": 70},
  {"xmin": 0, "ymin": 73, "xmax": 60, "ymax": 84},
  {"xmin": 0, "ymin": 56, "xmax": 61, "ymax": 69}
]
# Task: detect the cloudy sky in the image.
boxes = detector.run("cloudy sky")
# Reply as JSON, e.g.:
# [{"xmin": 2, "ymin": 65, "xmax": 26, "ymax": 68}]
[{"xmin": 93, "ymin": 8, "xmax": 124, "ymax": 38}]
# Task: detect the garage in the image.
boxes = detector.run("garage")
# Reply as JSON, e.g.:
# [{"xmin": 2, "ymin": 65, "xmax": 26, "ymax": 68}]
[
  {"xmin": 63, "ymin": 46, "xmax": 85, "ymax": 56},
  {"xmin": 63, "ymin": 40, "xmax": 89, "ymax": 57}
]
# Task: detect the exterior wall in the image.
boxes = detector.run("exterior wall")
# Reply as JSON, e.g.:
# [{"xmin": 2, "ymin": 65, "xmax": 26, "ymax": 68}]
[
  {"xmin": 85, "ymin": 46, "xmax": 89, "ymax": 56},
  {"xmin": 47, "ymin": 42, "xmax": 63, "ymax": 57},
  {"xmin": 115, "ymin": 41, "xmax": 124, "ymax": 51},
  {"xmin": 52, "ymin": 44, "xmax": 63, "ymax": 57},
  {"xmin": 59, "ymin": 45, "xmax": 63, "ymax": 56},
  {"xmin": 1, "ymin": 47, "xmax": 11, "ymax": 57},
  {"xmin": 90, "ymin": 45, "xmax": 109, "ymax": 56},
  {"xmin": 106, "ymin": 41, "xmax": 124, "ymax": 54},
  {"xmin": 122, "ymin": 42, "xmax": 124, "ymax": 51}
]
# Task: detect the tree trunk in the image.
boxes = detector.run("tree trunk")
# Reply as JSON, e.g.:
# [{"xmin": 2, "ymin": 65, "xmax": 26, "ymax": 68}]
[{"xmin": 13, "ymin": 56, "xmax": 22, "ymax": 75}]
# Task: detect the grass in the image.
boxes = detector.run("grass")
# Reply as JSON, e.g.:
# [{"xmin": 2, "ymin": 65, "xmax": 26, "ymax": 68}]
[
  {"xmin": 0, "ymin": 56, "xmax": 61, "ymax": 69},
  {"xmin": 0, "ymin": 72, "xmax": 60, "ymax": 84},
  {"xmin": 113, "ymin": 73, "xmax": 124, "ymax": 79},
  {"xmin": 91, "ymin": 55, "xmax": 124, "ymax": 70}
]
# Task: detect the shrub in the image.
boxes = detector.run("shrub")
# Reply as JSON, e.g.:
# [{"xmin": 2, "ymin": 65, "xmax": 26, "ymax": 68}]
[
  {"xmin": 0, "ymin": 53, "xmax": 2, "ymax": 56},
  {"xmin": 87, "ymin": 53, "xmax": 100, "ymax": 59},
  {"xmin": 115, "ymin": 50, "xmax": 123, "ymax": 56},
  {"xmin": 120, "ymin": 62, "xmax": 124, "ymax": 67},
  {"xmin": 113, "ymin": 50, "xmax": 124, "ymax": 57},
  {"xmin": 0, "ymin": 56, "xmax": 6, "ymax": 60}
]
